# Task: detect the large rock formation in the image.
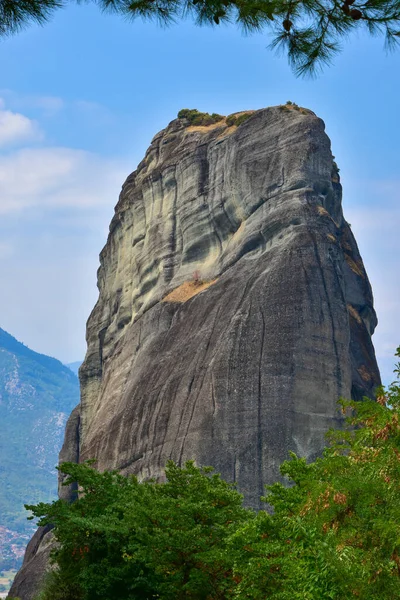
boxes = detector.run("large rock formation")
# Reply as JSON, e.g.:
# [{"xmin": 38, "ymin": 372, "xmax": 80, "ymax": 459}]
[{"xmin": 9, "ymin": 105, "xmax": 381, "ymax": 599}]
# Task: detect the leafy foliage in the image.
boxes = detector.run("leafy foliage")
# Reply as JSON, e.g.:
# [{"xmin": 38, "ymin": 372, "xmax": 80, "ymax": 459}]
[
  {"xmin": 29, "ymin": 461, "xmax": 252, "ymax": 600},
  {"xmin": 27, "ymin": 349, "xmax": 400, "ymax": 599},
  {"xmin": 231, "ymin": 347, "xmax": 400, "ymax": 599}
]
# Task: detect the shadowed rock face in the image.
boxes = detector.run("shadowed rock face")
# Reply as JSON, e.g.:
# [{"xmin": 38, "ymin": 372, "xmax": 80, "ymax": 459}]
[{"xmin": 9, "ymin": 106, "xmax": 381, "ymax": 599}]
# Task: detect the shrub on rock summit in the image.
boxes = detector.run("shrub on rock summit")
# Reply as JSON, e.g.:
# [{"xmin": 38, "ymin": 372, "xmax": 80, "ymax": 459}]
[{"xmin": 177, "ymin": 109, "xmax": 224, "ymax": 126}]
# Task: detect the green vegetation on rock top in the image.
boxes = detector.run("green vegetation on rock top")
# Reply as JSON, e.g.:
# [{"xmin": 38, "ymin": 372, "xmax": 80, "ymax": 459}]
[
  {"xmin": 225, "ymin": 112, "xmax": 253, "ymax": 127},
  {"xmin": 177, "ymin": 109, "xmax": 255, "ymax": 129},
  {"xmin": 177, "ymin": 109, "xmax": 224, "ymax": 126}
]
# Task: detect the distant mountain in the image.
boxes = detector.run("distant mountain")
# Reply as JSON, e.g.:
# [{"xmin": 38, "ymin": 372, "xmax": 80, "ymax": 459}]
[
  {"xmin": 0, "ymin": 328, "xmax": 80, "ymax": 572},
  {"xmin": 66, "ymin": 361, "xmax": 82, "ymax": 376}
]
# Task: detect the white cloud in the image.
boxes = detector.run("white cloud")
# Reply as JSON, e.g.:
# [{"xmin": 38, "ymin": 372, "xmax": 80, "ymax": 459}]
[
  {"xmin": 0, "ymin": 92, "xmax": 134, "ymax": 362},
  {"xmin": 31, "ymin": 95, "xmax": 64, "ymax": 115},
  {"xmin": 0, "ymin": 252, "xmax": 102, "ymax": 363},
  {"xmin": 0, "ymin": 89, "xmax": 111, "ymax": 119},
  {"xmin": 0, "ymin": 90, "xmax": 64, "ymax": 116},
  {"xmin": 0, "ymin": 145, "xmax": 129, "ymax": 361},
  {"xmin": 74, "ymin": 100, "xmax": 106, "ymax": 112},
  {"xmin": 0, "ymin": 104, "xmax": 42, "ymax": 148},
  {"xmin": 0, "ymin": 97, "xmax": 127, "ymax": 216},
  {"xmin": 0, "ymin": 147, "xmax": 129, "ymax": 214}
]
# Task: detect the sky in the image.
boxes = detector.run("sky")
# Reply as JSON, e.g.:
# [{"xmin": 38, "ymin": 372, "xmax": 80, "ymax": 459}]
[{"xmin": 0, "ymin": 5, "xmax": 398, "ymax": 385}]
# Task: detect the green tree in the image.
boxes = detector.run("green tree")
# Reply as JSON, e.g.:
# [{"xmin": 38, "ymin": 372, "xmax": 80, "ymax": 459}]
[
  {"xmin": 28, "ymin": 460, "xmax": 253, "ymax": 600},
  {"xmin": 27, "ymin": 349, "xmax": 400, "ymax": 599},
  {"xmin": 1, "ymin": 0, "xmax": 400, "ymax": 74},
  {"xmin": 230, "ymin": 347, "xmax": 400, "ymax": 599}
]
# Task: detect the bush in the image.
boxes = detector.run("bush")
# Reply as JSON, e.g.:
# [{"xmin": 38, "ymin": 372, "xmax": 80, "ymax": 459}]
[
  {"xmin": 178, "ymin": 109, "xmax": 251, "ymax": 128},
  {"xmin": 29, "ymin": 461, "xmax": 252, "ymax": 600},
  {"xmin": 235, "ymin": 113, "xmax": 252, "ymax": 126},
  {"xmin": 177, "ymin": 108, "xmax": 196, "ymax": 120},
  {"xmin": 191, "ymin": 113, "xmax": 214, "ymax": 126},
  {"xmin": 28, "ymin": 348, "xmax": 400, "ymax": 600},
  {"xmin": 177, "ymin": 109, "xmax": 224, "ymax": 126},
  {"xmin": 280, "ymin": 102, "xmax": 310, "ymax": 115},
  {"xmin": 231, "ymin": 348, "xmax": 400, "ymax": 599},
  {"xmin": 225, "ymin": 113, "xmax": 252, "ymax": 127}
]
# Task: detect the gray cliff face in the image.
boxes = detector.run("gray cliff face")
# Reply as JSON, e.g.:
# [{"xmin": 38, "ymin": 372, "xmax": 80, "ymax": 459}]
[
  {"xmin": 79, "ymin": 106, "xmax": 380, "ymax": 500},
  {"xmin": 9, "ymin": 106, "xmax": 380, "ymax": 599}
]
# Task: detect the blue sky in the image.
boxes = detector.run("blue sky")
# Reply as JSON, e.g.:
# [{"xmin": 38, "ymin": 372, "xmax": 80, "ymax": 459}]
[{"xmin": 0, "ymin": 5, "xmax": 398, "ymax": 384}]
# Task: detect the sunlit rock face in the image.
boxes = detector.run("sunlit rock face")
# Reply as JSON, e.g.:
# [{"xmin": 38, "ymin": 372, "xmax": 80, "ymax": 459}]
[
  {"xmin": 9, "ymin": 106, "xmax": 381, "ymax": 599},
  {"xmin": 79, "ymin": 106, "xmax": 380, "ymax": 503}
]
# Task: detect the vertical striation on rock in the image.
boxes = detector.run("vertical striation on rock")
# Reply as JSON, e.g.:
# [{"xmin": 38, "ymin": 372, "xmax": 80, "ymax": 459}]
[
  {"xmin": 9, "ymin": 105, "xmax": 381, "ymax": 599},
  {"xmin": 78, "ymin": 105, "xmax": 380, "ymax": 501}
]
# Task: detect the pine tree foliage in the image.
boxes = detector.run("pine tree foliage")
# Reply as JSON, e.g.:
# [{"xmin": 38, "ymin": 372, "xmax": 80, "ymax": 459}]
[{"xmin": 1, "ymin": 0, "xmax": 400, "ymax": 73}]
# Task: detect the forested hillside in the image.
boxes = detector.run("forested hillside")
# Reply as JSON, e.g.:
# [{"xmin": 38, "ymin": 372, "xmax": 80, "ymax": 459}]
[{"xmin": 0, "ymin": 328, "xmax": 79, "ymax": 572}]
